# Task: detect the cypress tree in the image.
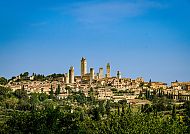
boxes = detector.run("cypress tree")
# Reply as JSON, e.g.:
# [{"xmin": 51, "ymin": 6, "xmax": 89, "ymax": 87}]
[
  {"xmin": 55, "ymin": 84, "xmax": 61, "ymax": 96},
  {"xmin": 105, "ymin": 100, "xmax": 111, "ymax": 117},
  {"xmin": 158, "ymin": 89, "xmax": 161, "ymax": 97},
  {"xmin": 141, "ymin": 104, "xmax": 144, "ymax": 112},
  {"xmin": 172, "ymin": 104, "xmax": 177, "ymax": 120},
  {"xmin": 117, "ymin": 105, "xmax": 120, "ymax": 116},
  {"xmin": 49, "ymin": 85, "xmax": 54, "ymax": 99},
  {"xmin": 121, "ymin": 103, "xmax": 125, "ymax": 116}
]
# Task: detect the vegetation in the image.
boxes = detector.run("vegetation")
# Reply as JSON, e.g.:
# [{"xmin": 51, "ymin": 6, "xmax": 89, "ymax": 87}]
[
  {"xmin": 0, "ymin": 85, "xmax": 190, "ymax": 133},
  {"xmin": 8, "ymin": 72, "xmax": 65, "ymax": 82},
  {"xmin": 0, "ymin": 77, "xmax": 8, "ymax": 85}
]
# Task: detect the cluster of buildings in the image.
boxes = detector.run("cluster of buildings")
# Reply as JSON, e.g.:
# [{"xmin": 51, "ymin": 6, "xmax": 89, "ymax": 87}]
[
  {"xmin": 64, "ymin": 57, "xmax": 121, "ymax": 85},
  {"xmin": 6, "ymin": 57, "xmax": 190, "ymax": 103}
]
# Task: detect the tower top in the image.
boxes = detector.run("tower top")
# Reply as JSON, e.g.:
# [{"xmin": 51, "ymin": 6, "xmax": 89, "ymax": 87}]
[
  {"xmin": 70, "ymin": 66, "xmax": 74, "ymax": 70},
  {"xmin": 81, "ymin": 57, "xmax": 86, "ymax": 61}
]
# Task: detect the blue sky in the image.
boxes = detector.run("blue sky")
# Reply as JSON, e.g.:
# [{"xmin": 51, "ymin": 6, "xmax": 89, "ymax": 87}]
[{"xmin": 0, "ymin": 0, "xmax": 190, "ymax": 83}]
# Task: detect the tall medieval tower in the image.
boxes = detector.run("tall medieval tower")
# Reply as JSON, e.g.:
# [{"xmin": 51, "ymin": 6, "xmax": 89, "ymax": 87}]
[
  {"xmin": 117, "ymin": 71, "xmax": 121, "ymax": 79},
  {"xmin": 106, "ymin": 63, "xmax": 110, "ymax": 78},
  {"xmin": 99, "ymin": 68, "xmax": 103, "ymax": 79},
  {"xmin": 90, "ymin": 68, "xmax": 94, "ymax": 84},
  {"xmin": 69, "ymin": 66, "xmax": 74, "ymax": 83},
  {"xmin": 81, "ymin": 57, "xmax": 87, "ymax": 77},
  {"xmin": 64, "ymin": 73, "xmax": 69, "ymax": 83}
]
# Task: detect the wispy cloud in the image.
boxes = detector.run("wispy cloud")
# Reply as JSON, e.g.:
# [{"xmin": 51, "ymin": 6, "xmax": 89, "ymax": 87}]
[{"xmin": 57, "ymin": 0, "xmax": 166, "ymax": 25}]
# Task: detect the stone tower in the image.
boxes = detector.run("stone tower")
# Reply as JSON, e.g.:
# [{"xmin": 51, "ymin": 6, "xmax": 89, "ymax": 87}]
[
  {"xmin": 117, "ymin": 71, "xmax": 121, "ymax": 79},
  {"xmin": 64, "ymin": 73, "xmax": 69, "ymax": 83},
  {"xmin": 99, "ymin": 68, "xmax": 103, "ymax": 79},
  {"xmin": 90, "ymin": 68, "xmax": 94, "ymax": 83},
  {"xmin": 106, "ymin": 63, "xmax": 110, "ymax": 78},
  {"xmin": 81, "ymin": 57, "xmax": 87, "ymax": 77},
  {"xmin": 69, "ymin": 66, "xmax": 74, "ymax": 83}
]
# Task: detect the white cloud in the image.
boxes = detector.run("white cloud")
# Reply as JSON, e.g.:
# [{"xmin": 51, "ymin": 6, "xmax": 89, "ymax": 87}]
[{"xmin": 60, "ymin": 0, "xmax": 166, "ymax": 24}]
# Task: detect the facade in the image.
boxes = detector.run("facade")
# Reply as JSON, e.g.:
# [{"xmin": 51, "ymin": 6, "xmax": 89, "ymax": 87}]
[
  {"xmin": 96, "ymin": 88, "xmax": 113, "ymax": 100},
  {"xmin": 136, "ymin": 77, "xmax": 144, "ymax": 83},
  {"xmin": 81, "ymin": 57, "xmax": 87, "ymax": 77},
  {"xmin": 171, "ymin": 82, "xmax": 190, "ymax": 90},
  {"xmin": 150, "ymin": 82, "xmax": 167, "ymax": 89},
  {"xmin": 111, "ymin": 78, "xmax": 126, "ymax": 89}
]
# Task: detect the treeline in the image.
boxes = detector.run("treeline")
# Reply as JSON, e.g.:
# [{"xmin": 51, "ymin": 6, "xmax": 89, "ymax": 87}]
[
  {"xmin": 142, "ymin": 88, "xmax": 189, "ymax": 102},
  {"xmin": 1, "ymin": 86, "xmax": 190, "ymax": 133},
  {"xmin": 2, "ymin": 106, "xmax": 187, "ymax": 134},
  {"xmin": 3, "ymin": 72, "xmax": 65, "ymax": 82},
  {"xmin": 0, "ymin": 77, "xmax": 8, "ymax": 85}
]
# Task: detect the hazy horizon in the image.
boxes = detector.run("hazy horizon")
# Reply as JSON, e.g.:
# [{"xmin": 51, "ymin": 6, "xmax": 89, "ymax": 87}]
[{"xmin": 0, "ymin": 0, "xmax": 190, "ymax": 83}]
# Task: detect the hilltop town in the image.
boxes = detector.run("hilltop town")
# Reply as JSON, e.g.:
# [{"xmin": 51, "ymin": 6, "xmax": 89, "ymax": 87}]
[
  {"xmin": 1, "ymin": 0, "xmax": 190, "ymax": 132},
  {"xmin": 2, "ymin": 57, "xmax": 190, "ymax": 104},
  {"xmin": 1, "ymin": 57, "xmax": 190, "ymax": 133}
]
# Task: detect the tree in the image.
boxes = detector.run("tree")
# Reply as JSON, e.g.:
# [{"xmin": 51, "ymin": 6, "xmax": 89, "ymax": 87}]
[
  {"xmin": 111, "ymin": 88, "xmax": 118, "ymax": 92},
  {"xmin": 14, "ymin": 89, "xmax": 28, "ymax": 100},
  {"xmin": 142, "ymin": 104, "xmax": 152, "ymax": 114},
  {"xmin": 34, "ymin": 74, "xmax": 45, "ymax": 81},
  {"xmin": 3, "ymin": 101, "xmax": 188, "ymax": 134},
  {"xmin": 145, "ymin": 89, "xmax": 151, "ymax": 99},
  {"xmin": 152, "ymin": 97, "xmax": 172, "ymax": 112},
  {"xmin": 139, "ymin": 82, "xmax": 144, "ymax": 87},
  {"xmin": 17, "ymin": 99, "xmax": 30, "ymax": 111},
  {"xmin": 172, "ymin": 104, "xmax": 177, "ymax": 120},
  {"xmin": 105, "ymin": 100, "xmax": 111, "ymax": 116},
  {"xmin": 39, "ymin": 93, "xmax": 48, "ymax": 101},
  {"xmin": 92, "ymin": 107, "xmax": 100, "ymax": 121},
  {"xmin": 0, "ymin": 77, "xmax": 8, "ymax": 85},
  {"xmin": 55, "ymin": 84, "xmax": 61, "ymax": 96},
  {"xmin": 117, "ymin": 105, "xmax": 120, "ymax": 115},
  {"xmin": 183, "ymin": 101, "xmax": 190, "ymax": 131},
  {"xmin": 73, "ymin": 91, "xmax": 86, "ymax": 104},
  {"xmin": 65, "ymin": 86, "xmax": 71, "ymax": 94},
  {"xmin": 158, "ymin": 89, "xmax": 161, "ymax": 97},
  {"xmin": 88, "ymin": 88, "xmax": 95, "ymax": 103},
  {"xmin": 121, "ymin": 103, "xmax": 125, "ymax": 116},
  {"xmin": 22, "ymin": 72, "xmax": 29, "ymax": 77},
  {"xmin": 43, "ymin": 99, "xmax": 57, "ymax": 110},
  {"xmin": 4, "ymin": 97, "xmax": 18, "ymax": 109},
  {"xmin": 0, "ymin": 86, "xmax": 12, "ymax": 96},
  {"xmin": 49, "ymin": 85, "xmax": 54, "ymax": 99},
  {"xmin": 98, "ymin": 100, "xmax": 105, "ymax": 117},
  {"xmin": 184, "ymin": 101, "xmax": 190, "ymax": 117},
  {"xmin": 29, "ymin": 93, "xmax": 39, "ymax": 110}
]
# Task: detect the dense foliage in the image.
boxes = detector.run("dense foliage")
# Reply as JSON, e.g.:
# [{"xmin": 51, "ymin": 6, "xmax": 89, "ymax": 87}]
[
  {"xmin": 0, "ymin": 86, "xmax": 190, "ymax": 133},
  {"xmin": 0, "ymin": 77, "xmax": 8, "ymax": 85}
]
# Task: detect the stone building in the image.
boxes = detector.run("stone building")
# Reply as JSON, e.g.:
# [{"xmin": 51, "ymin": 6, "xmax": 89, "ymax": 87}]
[
  {"xmin": 69, "ymin": 66, "xmax": 74, "ymax": 83},
  {"xmin": 90, "ymin": 68, "xmax": 94, "ymax": 83},
  {"xmin": 81, "ymin": 57, "xmax": 87, "ymax": 77},
  {"xmin": 96, "ymin": 88, "xmax": 113, "ymax": 100},
  {"xmin": 117, "ymin": 71, "xmax": 121, "ymax": 79},
  {"xmin": 64, "ymin": 73, "xmax": 69, "ymax": 83},
  {"xmin": 106, "ymin": 63, "xmax": 110, "ymax": 78},
  {"xmin": 99, "ymin": 68, "xmax": 103, "ymax": 79}
]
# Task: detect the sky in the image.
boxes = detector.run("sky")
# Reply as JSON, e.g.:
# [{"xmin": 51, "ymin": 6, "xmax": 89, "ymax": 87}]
[{"xmin": 0, "ymin": 0, "xmax": 190, "ymax": 83}]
